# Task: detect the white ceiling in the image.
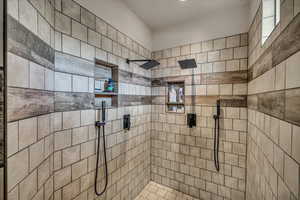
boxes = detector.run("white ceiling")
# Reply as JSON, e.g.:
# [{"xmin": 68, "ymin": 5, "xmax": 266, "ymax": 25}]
[{"xmin": 121, "ymin": 0, "xmax": 249, "ymax": 31}]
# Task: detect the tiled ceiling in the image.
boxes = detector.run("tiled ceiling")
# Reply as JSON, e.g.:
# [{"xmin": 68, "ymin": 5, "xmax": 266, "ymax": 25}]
[{"xmin": 121, "ymin": 0, "xmax": 249, "ymax": 31}]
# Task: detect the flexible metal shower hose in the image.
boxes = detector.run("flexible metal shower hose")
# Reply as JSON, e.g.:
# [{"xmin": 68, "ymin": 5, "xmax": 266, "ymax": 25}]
[
  {"xmin": 214, "ymin": 115, "xmax": 220, "ymax": 172},
  {"xmin": 94, "ymin": 124, "xmax": 108, "ymax": 196}
]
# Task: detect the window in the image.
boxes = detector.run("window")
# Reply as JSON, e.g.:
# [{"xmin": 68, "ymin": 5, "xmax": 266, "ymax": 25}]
[{"xmin": 262, "ymin": 0, "xmax": 280, "ymax": 44}]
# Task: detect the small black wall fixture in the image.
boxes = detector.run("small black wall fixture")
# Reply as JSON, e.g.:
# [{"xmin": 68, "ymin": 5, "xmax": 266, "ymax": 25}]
[
  {"xmin": 187, "ymin": 113, "xmax": 197, "ymax": 128},
  {"xmin": 126, "ymin": 59, "xmax": 160, "ymax": 70},
  {"xmin": 123, "ymin": 114, "xmax": 131, "ymax": 130}
]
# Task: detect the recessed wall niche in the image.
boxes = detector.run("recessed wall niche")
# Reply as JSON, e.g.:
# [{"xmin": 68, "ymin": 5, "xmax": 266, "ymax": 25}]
[
  {"xmin": 94, "ymin": 59, "xmax": 119, "ymax": 108},
  {"xmin": 166, "ymin": 81, "xmax": 185, "ymax": 113}
]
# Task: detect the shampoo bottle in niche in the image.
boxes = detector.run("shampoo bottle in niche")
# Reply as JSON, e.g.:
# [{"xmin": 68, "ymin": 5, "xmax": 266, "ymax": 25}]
[{"xmin": 169, "ymin": 86, "xmax": 177, "ymax": 103}]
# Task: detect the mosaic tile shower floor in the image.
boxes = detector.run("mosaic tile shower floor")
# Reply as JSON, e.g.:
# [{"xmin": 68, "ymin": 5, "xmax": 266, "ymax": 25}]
[{"xmin": 135, "ymin": 182, "xmax": 199, "ymax": 200}]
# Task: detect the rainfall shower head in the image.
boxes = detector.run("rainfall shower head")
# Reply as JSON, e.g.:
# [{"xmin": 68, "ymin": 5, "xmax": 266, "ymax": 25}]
[
  {"xmin": 126, "ymin": 59, "xmax": 160, "ymax": 70},
  {"xmin": 178, "ymin": 59, "xmax": 197, "ymax": 69}
]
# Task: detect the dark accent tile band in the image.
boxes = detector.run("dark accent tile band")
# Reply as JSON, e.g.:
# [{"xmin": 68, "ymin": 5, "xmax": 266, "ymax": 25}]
[
  {"xmin": 152, "ymin": 95, "xmax": 247, "ymax": 107},
  {"xmin": 152, "ymin": 71, "xmax": 248, "ymax": 87},
  {"xmin": 7, "ymin": 15, "xmax": 55, "ymax": 69},
  {"xmin": 119, "ymin": 70, "xmax": 151, "ymax": 87},
  {"xmin": 7, "ymin": 87, "xmax": 54, "ymax": 122},
  {"xmin": 55, "ymin": 52, "xmax": 95, "ymax": 77},
  {"xmin": 54, "ymin": 92, "xmax": 94, "ymax": 112},
  {"xmin": 248, "ymin": 88, "xmax": 300, "ymax": 126},
  {"xmin": 118, "ymin": 95, "xmax": 152, "ymax": 107}
]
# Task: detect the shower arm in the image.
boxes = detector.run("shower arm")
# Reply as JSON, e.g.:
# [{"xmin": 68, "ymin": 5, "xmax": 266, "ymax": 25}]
[{"xmin": 126, "ymin": 59, "xmax": 152, "ymax": 64}]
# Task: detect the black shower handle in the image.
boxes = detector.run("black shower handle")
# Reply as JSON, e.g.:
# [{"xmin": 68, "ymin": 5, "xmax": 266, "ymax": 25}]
[
  {"xmin": 102, "ymin": 101, "xmax": 106, "ymax": 123},
  {"xmin": 216, "ymin": 99, "xmax": 221, "ymax": 117}
]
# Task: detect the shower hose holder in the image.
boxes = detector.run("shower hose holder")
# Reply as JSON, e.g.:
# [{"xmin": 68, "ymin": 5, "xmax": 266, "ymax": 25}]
[{"xmin": 95, "ymin": 121, "xmax": 106, "ymax": 127}]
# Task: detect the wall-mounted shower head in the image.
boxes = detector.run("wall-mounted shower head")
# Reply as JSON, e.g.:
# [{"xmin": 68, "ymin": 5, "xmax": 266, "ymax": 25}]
[
  {"xmin": 126, "ymin": 59, "xmax": 160, "ymax": 70},
  {"xmin": 178, "ymin": 59, "xmax": 197, "ymax": 69}
]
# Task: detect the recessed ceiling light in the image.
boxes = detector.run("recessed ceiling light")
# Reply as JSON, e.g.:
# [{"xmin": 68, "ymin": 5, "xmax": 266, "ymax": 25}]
[{"xmin": 179, "ymin": 0, "xmax": 187, "ymax": 2}]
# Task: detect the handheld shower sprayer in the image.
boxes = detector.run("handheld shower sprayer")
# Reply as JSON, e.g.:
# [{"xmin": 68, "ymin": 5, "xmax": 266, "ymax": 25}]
[
  {"xmin": 94, "ymin": 101, "xmax": 108, "ymax": 196},
  {"xmin": 213, "ymin": 100, "xmax": 221, "ymax": 171}
]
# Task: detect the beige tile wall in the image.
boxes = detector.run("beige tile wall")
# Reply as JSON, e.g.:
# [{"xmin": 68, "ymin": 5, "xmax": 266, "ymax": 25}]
[
  {"xmin": 247, "ymin": 0, "xmax": 300, "ymax": 200},
  {"xmin": 151, "ymin": 33, "xmax": 248, "ymax": 200},
  {"xmin": 7, "ymin": 0, "xmax": 152, "ymax": 200}
]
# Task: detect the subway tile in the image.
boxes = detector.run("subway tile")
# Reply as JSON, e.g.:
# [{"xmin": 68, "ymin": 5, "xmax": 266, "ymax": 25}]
[
  {"xmin": 38, "ymin": 14, "xmax": 51, "ymax": 45},
  {"xmin": 54, "ymin": 166, "xmax": 71, "ymax": 190},
  {"xmin": 81, "ymin": 110, "xmax": 95, "ymax": 126},
  {"xmin": 207, "ymin": 85, "xmax": 219, "ymax": 95},
  {"xmin": 7, "ymin": 148, "xmax": 29, "ymax": 191},
  {"xmin": 19, "ymin": 117, "xmax": 38, "ymax": 150},
  {"xmin": 233, "ymin": 83, "xmax": 247, "ymax": 95},
  {"xmin": 19, "ymin": 170, "xmax": 37, "ymax": 200},
  {"xmin": 29, "ymin": 139, "xmax": 44, "ymax": 171},
  {"xmin": 208, "ymin": 51, "xmax": 220, "ymax": 62},
  {"xmin": 226, "ymin": 60, "xmax": 240, "ymax": 71},
  {"xmin": 29, "ymin": 62, "xmax": 45, "ymax": 90},
  {"xmin": 220, "ymin": 48, "xmax": 233, "ymax": 60},
  {"xmin": 8, "ymin": 0, "xmax": 18, "ymax": 20},
  {"xmin": 292, "ymin": 125, "xmax": 300, "ymax": 163},
  {"xmin": 7, "ymin": 122, "xmax": 19, "ymax": 157},
  {"xmin": 214, "ymin": 38, "xmax": 226, "ymax": 50},
  {"xmin": 295, "ymin": 0, "xmax": 300, "ymax": 15},
  {"xmin": 72, "ymin": 75, "xmax": 89, "ymax": 93},
  {"xmin": 220, "ymin": 84, "xmax": 233, "ymax": 95},
  {"xmin": 180, "ymin": 45, "xmax": 191, "ymax": 55},
  {"xmin": 286, "ymin": 51, "xmax": 300, "ymax": 89},
  {"xmin": 107, "ymin": 25, "xmax": 117, "ymax": 41},
  {"xmin": 96, "ymin": 17, "xmax": 107, "ymax": 35},
  {"xmin": 279, "ymin": 120, "xmax": 292, "ymax": 154},
  {"xmin": 55, "ymin": 31, "xmax": 62, "ymax": 51},
  {"xmin": 81, "ymin": 7, "xmax": 96, "ymax": 29},
  {"xmin": 19, "ymin": 0, "xmax": 38, "ymax": 34},
  {"xmin": 202, "ymin": 40, "xmax": 213, "ymax": 52},
  {"xmin": 284, "ymin": 155, "xmax": 299, "ymax": 197},
  {"xmin": 226, "ymin": 35, "xmax": 240, "ymax": 48},
  {"xmin": 55, "ymin": 11, "xmax": 71, "ymax": 35},
  {"xmin": 234, "ymin": 46, "xmax": 248, "ymax": 59},
  {"xmin": 275, "ymin": 61, "xmax": 286, "ymax": 90},
  {"xmin": 102, "ymin": 36, "xmax": 113, "ymax": 52},
  {"xmin": 72, "ymin": 20, "xmax": 88, "ymax": 42},
  {"xmin": 45, "ymin": 68, "xmax": 54, "ymax": 91},
  {"xmin": 72, "ymin": 126, "xmax": 88, "ymax": 145},
  {"xmin": 281, "ymin": 0, "xmax": 294, "ymax": 30},
  {"xmin": 55, "ymin": 72, "xmax": 72, "ymax": 92},
  {"xmin": 62, "ymin": 179, "xmax": 80, "ymax": 200},
  {"xmin": 62, "ymin": 145, "xmax": 80, "ymax": 167},
  {"xmin": 7, "ymin": 53, "xmax": 29, "ymax": 88},
  {"xmin": 278, "ymin": 176, "xmax": 290, "ymax": 200},
  {"xmin": 62, "ymin": 0, "xmax": 80, "ymax": 21},
  {"xmin": 63, "ymin": 111, "xmax": 81, "ymax": 129},
  {"xmin": 62, "ymin": 35, "xmax": 81, "ymax": 57},
  {"xmin": 88, "ymin": 29, "xmax": 101, "ymax": 48},
  {"xmin": 54, "ymin": 130, "xmax": 72, "ymax": 151},
  {"xmin": 191, "ymin": 43, "xmax": 201, "ymax": 54},
  {"xmin": 71, "ymin": 159, "xmax": 88, "ymax": 180}
]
